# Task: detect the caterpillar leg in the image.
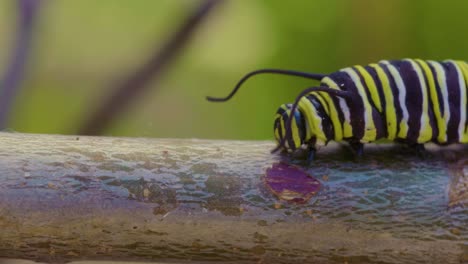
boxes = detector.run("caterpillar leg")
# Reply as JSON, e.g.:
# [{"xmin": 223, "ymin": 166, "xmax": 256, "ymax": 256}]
[
  {"xmin": 306, "ymin": 138, "xmax": 317, "ymax": 163},
  {"xmin": 408, "ymin": 143, "xmax": 430, "ymax": 158},
  {"xmin": 307, "ymin": 146, "xmax": 316, "ymax": 163},
  {"xmin": 349, "ymin": 141, "xmax": 364, "ymax": 158}
]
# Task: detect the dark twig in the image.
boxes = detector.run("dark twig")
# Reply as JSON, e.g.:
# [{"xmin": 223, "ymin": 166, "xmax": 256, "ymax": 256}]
[
  {"xmin": 0, "ymin": 0, "xmax": 41, "ymax": 129},
  {"xmin": 78, "ymin": 0, "xmax": 223, "ymax": 135}
]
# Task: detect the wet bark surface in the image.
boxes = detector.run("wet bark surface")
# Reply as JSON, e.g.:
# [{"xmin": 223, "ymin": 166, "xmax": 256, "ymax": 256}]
[{"xmin": 0, "ymin": 132, "xmax": 466, "ymax": 263}]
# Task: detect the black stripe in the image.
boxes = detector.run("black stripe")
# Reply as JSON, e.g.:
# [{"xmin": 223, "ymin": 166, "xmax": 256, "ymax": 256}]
[
  {"xmin": 284, "ymin": 104, "xmax": 297, "ymax": 149},
  {"xmin": 443, "ymin": 62, "xmax": 461, "ymax": 143},
  {"xmin": 294, "ymin": 108, "xmax": 306, "ymax": 143}
]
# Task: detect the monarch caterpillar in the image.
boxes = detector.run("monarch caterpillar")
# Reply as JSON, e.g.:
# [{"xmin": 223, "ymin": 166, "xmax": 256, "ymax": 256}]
[{"xmin": 207, "ymin": 59, "xmax": 468, "ymax": 160}]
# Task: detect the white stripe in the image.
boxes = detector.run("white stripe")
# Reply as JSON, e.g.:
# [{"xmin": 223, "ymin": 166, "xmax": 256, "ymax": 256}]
[
  {"xmin": 381, "ymin": 60, "xmax": 409, "ymax": 138},
  {"xmin": 447, "ymin": 60, "xmax": 467, "ymax": 141},
  {"xmin": 321, "ymin": 77, "xmax": 352, "ymax": 138},
  {"xmin": 339, "ymin": 98, "xmax": 351, "ymax": 130},
  {"xmin": 428, "ymin": 61, "xmax": 450, "ymax": 142}
]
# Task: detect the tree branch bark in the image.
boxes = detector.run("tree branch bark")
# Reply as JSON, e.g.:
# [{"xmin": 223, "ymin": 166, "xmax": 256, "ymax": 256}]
[{"xmin": 0, "ymin": 132, "xmax": 466, "ymax": 263}]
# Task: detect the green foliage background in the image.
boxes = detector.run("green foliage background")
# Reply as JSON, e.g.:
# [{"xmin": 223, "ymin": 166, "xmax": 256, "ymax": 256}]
[{"xmin": 0, "ymin": 0, "xmax": 467, "ymax": 140}]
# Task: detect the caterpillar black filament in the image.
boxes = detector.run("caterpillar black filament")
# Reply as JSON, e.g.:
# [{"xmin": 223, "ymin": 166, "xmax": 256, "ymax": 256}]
[{"xmin": 207, "ymin": 59, "xmax": 468, "ymax": 160}]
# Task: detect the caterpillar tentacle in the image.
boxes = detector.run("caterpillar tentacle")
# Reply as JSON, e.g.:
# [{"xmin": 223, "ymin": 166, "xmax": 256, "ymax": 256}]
[{"xmin": 206, "ymin": 69, "xmax": 326, "ymax": 102}]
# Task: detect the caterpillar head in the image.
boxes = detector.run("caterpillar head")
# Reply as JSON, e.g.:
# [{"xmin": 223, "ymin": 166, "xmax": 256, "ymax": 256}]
[
  {"xmin": 274, "ymin": 103, "xmax": 306, "ymax": 152},
  {"xmin": 206, "ymin": 68, "xmax": 352, "ymax": 154}
]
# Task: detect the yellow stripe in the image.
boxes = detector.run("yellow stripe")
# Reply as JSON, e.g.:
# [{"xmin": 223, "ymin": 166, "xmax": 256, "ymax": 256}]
[
  {"xmin": 416, "ymin": 59, "xmax": 446, "ymax": 143},
  {"xmin": 453, "ymin": 61, "xmax": 468, "ymax": 143},
  {"xmin": 275, "ymin": 105, "xmax": 288, "ymax": 141},
  {"xmin": 301, "ymin": 92, "xmax": 330, "ymax": 142},
  {"xmin": 278, "ymin": 108, "xmax": 301, "ymax": 149},
  {"xmin": 355, "ymin": 65, "xmax": 382, "ymax": 112},
  {"xmin": 274, "ymin": 126, "xmax": 280, "ymax": 140},
  {"xmin": 280, "ymin": 115, "xmax": 286, "ymax": 140},
  {"xmin": 310, "ymin": 91, "xmax": 331, "ymax": 141},
  {"xmin": 406, "ymin": 59, "xmax": 432, "ymax": 143},
  {"xmin": 312, "ymin": 92, "xmax": 330, "ymax": 115},
  {"xmin": 369, "ymin": 63, "xmax": 397, "ymax": 140},
  {"xmin": 321, "ymin": 77, "xmax": 348, "ymax": 139},
  {"xmin": 341, "ymin": 68, "xmax": 377, "ymax": 142},
  {"xmin": 298, "ymin": 98, "xmax": 327, "ymax": 143},
  {"xmin": 274, "ymin": 114, "xmax": 282, "ymax": 139}
]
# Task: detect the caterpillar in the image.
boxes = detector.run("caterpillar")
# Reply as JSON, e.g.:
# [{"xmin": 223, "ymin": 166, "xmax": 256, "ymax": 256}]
[{"xmin": 207, "ymin": 59, "xmax": 468, "ymax": 160}]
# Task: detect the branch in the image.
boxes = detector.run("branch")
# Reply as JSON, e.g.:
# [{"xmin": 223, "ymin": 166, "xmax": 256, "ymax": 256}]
[
  {"xmin": 0, "ymin": 0, "xmax": 41, "ymax": 128},
  {"xmin": 78, "ymin": 0, "xmax": 223, "ymax": 136},
  {"xmin": 0, "ymin": 132, "xmax": 466, "ymax": 263}
]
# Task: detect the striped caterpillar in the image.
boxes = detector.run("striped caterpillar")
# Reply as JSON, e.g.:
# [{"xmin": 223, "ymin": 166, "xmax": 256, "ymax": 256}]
[{"xmin": 207, "ymin": 59, "xmax": 468, "ymax": 160}]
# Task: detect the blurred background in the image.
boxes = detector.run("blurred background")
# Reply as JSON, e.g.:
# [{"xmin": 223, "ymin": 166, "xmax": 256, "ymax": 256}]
[{"xmin": 0, "ymin": 0, "xmax": 467, "ymax": 140}]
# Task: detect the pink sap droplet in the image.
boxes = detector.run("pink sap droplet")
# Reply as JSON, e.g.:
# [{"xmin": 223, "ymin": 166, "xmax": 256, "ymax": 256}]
[{"xmin": 264, "ymin": 162, "xmax": 321, "ymax": 203}]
